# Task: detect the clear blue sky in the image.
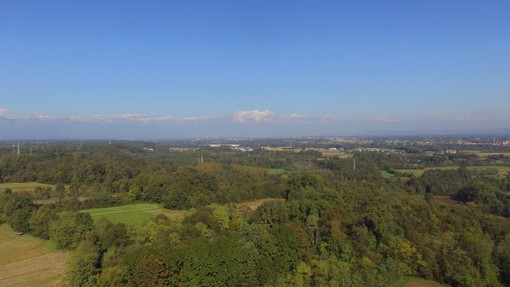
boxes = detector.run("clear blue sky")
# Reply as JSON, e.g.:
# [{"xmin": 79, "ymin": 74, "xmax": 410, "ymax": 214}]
[{"xmin": 1, "ymin": 1, "xmax": 509, "ymax": 138}]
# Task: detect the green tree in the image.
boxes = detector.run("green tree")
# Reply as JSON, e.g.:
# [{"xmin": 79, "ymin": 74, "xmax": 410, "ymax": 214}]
[
  {"xmin": 496, "ymin": 234, "xmax": 510, "ymax": 285},
  {"xmin": 29, "ymin": 205, "xmax": 57, "ymax": 239},
  {"xmin": 56, "ymin": 183, "xmax": 66, "ymax": 200},
  {"xmin": 68, "ymin": 242, "xmax": 101, "ymax": 287},
  {"xmin": 49, "ymin": 212, "xmax": 94, "ymax": 250},
  {"xmin": 249, "ymin": 201, "xmax": 288, "ymax": 227},
  {"xmin": 3, "ymin": 193, "xmax": 35, "ymax": 233}
]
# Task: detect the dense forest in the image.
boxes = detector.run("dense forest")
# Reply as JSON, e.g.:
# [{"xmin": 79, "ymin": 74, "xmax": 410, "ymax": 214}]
[{"xmin": 1, "ymin": 140, "xmax": 510, "ymax": 286}]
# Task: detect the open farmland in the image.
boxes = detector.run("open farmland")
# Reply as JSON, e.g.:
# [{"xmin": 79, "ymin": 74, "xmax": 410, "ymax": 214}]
[
  {"xmin": 262, "ymin": 146, "xmax": 351, "ymax": 158},
  {"xmin": 466, "ymin": 151, "xmax": 510, "ymax": 159},
  {"xmin": 267, "ymin": 168, "xmax": 286, "ymax": 175},
  {"xmin": 392, "ymin": 277, "xmax": 446, "ymax": 287},
  {"xmin": 82, "ymin": 203, "xmax": 187, "ymax": 225},
  {"xmin": 0, "ymin": 182, "xmax": 53, "ymax": 193},
  {"xmin": 237, "ymin": 198, "xmax": 284, "ymax": 212},
  {"xmin": 313, "ymin": 148, "xmax": 350, "ymax": 157},
  {"xmin": 83, "ymin": 198, "xmax": 284, "ymax": 225},
  {"xmin": 381, "ymin": 170, "xmax": 395, "ymax": 178},
  {"xmin": 0, "ymin": 224, "xmax": 69, "ymax": 287},
  {"xmin": 396, "ymin": 165, "xmax": 510, "ymax": 176},
  {"xmin": 471, "ymin": 165, "xmax": 510, "ymax": 174}
]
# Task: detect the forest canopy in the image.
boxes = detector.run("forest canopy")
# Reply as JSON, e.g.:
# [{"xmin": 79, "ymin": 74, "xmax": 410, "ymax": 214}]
[{"xmin": 1, "ymin": 139, "xmax": 510, "ymax": 286}]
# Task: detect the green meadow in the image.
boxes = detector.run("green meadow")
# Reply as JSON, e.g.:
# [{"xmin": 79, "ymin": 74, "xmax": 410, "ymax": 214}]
[
  {"xmin": 0, "ymin": 182, "xmax": 54, "ymax": 193},
  {"xmin": 396, "ymin": 165, "xmax": 510, "ymax": 177},
  {"xmin": 391, "ymin": 276, "xmax": 446, "ymax": 287},
  {"xmin": 82, "ymin": 203, "xmax": 187, "ymax": 225},
  {"xmin": 266, "ymin": 168, "xmax": 286, "ymax": 175},
  {"xmin": 381, "ymin": 170, "xmax": 395, "ymax": 178}
]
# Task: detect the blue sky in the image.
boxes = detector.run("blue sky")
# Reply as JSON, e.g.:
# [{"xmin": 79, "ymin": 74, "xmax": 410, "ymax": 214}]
[{"xmin": 1, "ymin": 1, "xmax": 509, "ymax": 139}]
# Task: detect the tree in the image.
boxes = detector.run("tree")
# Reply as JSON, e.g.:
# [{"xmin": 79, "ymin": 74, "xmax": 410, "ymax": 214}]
[
  {"xmin": 56, "ymin": 183, "xmax": 65, "ymax": 200},
  {"xmin": 3, "ymin": 193, "xmax": 35, "ymax": 233},
  {"xmin": 49, "ymin": 212, "xmax": 94, "ymax": 250},
  {"xmin": 68, "ymin": 242, "xmax": 101, "ymax": 287},
  {"xmin": 496, "ymin": 234, "xmax": 510, "ymax": 285},
  {"xmin": 29, "ymin": 205, "xmax": 57, "ymax": 239},
  {"xmin": 249, "ymin": 201, "xmax": 288, "ymax": 227}
]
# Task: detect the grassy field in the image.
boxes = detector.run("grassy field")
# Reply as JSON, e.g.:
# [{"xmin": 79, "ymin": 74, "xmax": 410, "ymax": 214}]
[
  {"xmin": 313, "ymin": 148, "xmax": 351, "ymax": 158},
  {"xmin": 396, "ymin": 165, "xmax": 510, "ymax": 177},
  {"xmin": 396, "ymin": 169, "xmax": 427, "ymax": 176},
  {"xmin": 237, "ymin": 198, "xmax": 284, "ymax": 212},
  {"xmin": 392, "ymin": 277, "xmax": 446, "ymax": 287},
  {"xmin": 0, "ymin": 224, "xmax": 69, "ymax": 287},
  {"xmin": 0, "ymin": 182, "xmax": 54, "ymax": 193},
  {"xmin": 267, "ymin": 168, "xmax": 286, "ymax": 175},
  {"xmin": 82, "ymin": 203, "xmax": 188, "ymax": 225},
  {"xmin": 466, "ymin": 151, "xmax": 510, "ymax": 159},
  {"xmin": 470, "ymin": 165, "xmax": 510, "ymax": 174},
  {"xmin": 262, "ymin": 147, "xmax": 351, "ymax": 158},
  {"xmin": 381, "ymin": 170, "xmax": 395, "ymax": 178},
  {"xmin": 83, "ymin": 198, "xmax": 284, "ymax": 225}
]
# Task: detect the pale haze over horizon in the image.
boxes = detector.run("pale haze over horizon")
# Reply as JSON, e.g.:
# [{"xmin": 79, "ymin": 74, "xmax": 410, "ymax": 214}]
[{"xmin": 1, "ymin": 1, "xmax": 509, "ymax": 139}]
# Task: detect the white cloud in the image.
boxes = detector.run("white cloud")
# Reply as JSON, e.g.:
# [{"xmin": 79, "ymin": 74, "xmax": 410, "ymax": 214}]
[
  {"xmin": 433, "ymin": 114, "xmax": 501, "ymax": 123},
  {"xmin": 452, "ymin": 115, "xmax": 500, "ymax": 122},
  {"xmin": 88, "ymin": 114, "xmax": 166, "ymax": 123},
  {"xmin": 8, "ymin": 113, "xmax": 211, "ymax": 123},
  {"xmin": 233, "ymin": 109, "xmax": 308, "ymax": 123},
  {"xmin": 365, "ymin": 116, "xmax": 396, "ymax": 123},
  {"xmin": 2, "ymin": 106, "xmax": 508, "ymax": 133},
  {"xmin": 320, "ymin": 114, "xmax": 333, "ymax": 123},
  {"xmin": 88, "ymin": 114, "xmax": 211, "ymax": 123},
  {"xmin": 233, "ymin": 109, "xmax": 273, "ymax": 123},
  {"xmin": 288, "ymin": 113, "xmax": 305, "ymax": 119},
  {"xmin": 0, "ymin": 107, "xmax": 9, "ymax": 117}
]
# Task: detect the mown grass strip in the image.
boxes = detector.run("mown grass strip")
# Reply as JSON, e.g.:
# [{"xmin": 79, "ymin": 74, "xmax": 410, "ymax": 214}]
[
  {"xmin": 267, "ymin": 168, "xmax": 286, "ymax": 175},
  {"xmin": 0, "ymin": 182, "xmax": 54, "ymax": 193},
  {"xmin": 381, "ymin": 170, "xmax": 395, "ymax": 178},
  {"xmin": 82, "ymin": 203, "xmax": 187, "ymax": 225}
]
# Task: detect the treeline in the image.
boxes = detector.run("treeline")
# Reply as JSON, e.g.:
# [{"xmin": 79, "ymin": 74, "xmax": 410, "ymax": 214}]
[{"xmin": 0, "ymin": 146, "xmax": 296, "ymax": 207}]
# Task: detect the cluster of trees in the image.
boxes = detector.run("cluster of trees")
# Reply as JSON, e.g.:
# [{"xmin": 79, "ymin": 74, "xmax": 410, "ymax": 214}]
[
  {"xmin": 0, "ymin": 191, "xmax": 95, "ymax": 250},
  {"xmin": 402, "ymin": 167, "xmax": 510, "ymax": 218},
  {"xmin": 62, "ymin": 185, "xmax": 510, "ymax": 286},
  {"xmin": 1, "ymin": 142, "xmax": 510, "ymax": 286},
  {"xmin": 417, "ymin": 153, "xmax": 479, "ymax": 167},
  {"xmin": 0, "ymin": 145, "xmax": 312, "ymax": 206}
]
